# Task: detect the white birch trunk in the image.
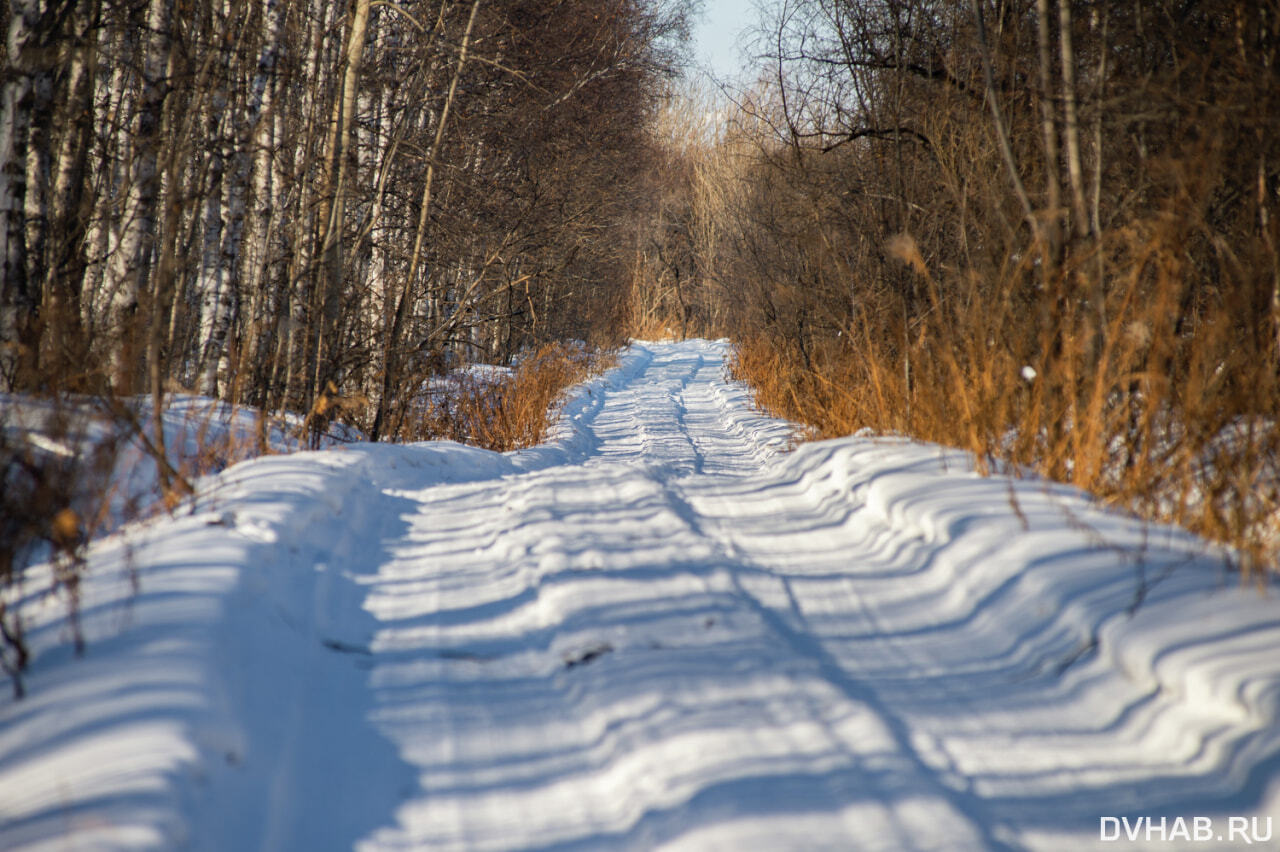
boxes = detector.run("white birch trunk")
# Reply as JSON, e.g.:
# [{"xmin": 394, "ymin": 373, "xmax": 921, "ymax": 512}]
[
  {"xmin": 283, "ymin": 0, "xmax": 333, "ymax": 407},
  {"xmin": 103, "ymin": 0, "xmax": 171, "ymax": 386},
  {"xmin": 236, "ymin": 0, "xmax": 283, "ymax": 404},
  {"xmin": 196, "ymin": 0, "xmax": 255, "ymax": 397},
  {"xmin": 196, "ymin": 109, "xmax": 227, "ymax": 393},
  {"xmin": 0, "ymin": 1, "xmax": 35, "ymax": 388},
  {"xmin": 312, "ymin": 0, "xmax": 372, "ymax": 396},
  {"xmin": 1058, "ymin": 0, "xmax": 1089, "ymax": 238},
  {"xmin": 81, "ymin": 56, "xmax": 131, "ymax": 338}
]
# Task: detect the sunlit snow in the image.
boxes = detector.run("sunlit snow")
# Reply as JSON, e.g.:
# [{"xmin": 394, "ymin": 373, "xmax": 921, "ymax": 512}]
[{"xmin": 2, "ymin": 339, "xmax": 1278, "ymax": 850}]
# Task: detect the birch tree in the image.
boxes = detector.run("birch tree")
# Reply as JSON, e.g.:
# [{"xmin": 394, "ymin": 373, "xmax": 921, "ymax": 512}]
[
  {"xmin": 102, "ymin": 0, "xmax": 171, "ymax": 391},
  {"xmin": 0, "ymin": 0, "xmax": 39, "ymax": 390},
  {"xmin": 3, "ymin": 0, "xmax": 690, "ymax": 433}
]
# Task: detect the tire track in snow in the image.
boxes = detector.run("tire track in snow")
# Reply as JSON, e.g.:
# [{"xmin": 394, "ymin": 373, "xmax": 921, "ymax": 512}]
[
  {"xmin": 343, "ymin": 340, "xmax": 1280, "ymax": 851},
  {"xmin": 349, "ymin": 340, "xmax": 1000, "ymax": 850},
  {"xmin": 9, "ymin": 340, "xmax": 1278, "ymax": 852},
  {"xmin": 658, "ymin": 478, "xmax": 1011, "ymax": 851}
]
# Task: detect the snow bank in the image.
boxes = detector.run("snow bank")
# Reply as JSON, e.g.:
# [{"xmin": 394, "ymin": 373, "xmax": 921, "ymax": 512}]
[
  {"xmin": 1, "ymin": 392, "xmax": 360, "ymax": 541},
  {"xmin": 1, "ymin": 340, "xmax": 1277, "ymax": 851}
]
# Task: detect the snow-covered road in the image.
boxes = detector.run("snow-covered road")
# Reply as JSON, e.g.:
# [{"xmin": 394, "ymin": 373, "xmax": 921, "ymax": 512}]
[{"xmin": 3, "ymin": 339, "xmax": 1279, "ymax": 850}]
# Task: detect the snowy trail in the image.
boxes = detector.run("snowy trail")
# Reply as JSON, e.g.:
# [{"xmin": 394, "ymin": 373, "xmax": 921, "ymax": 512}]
[
  {"xmin": 354, "ymin": 344, "xmax": 989, "ymax": 850},
  {"xmin": 3, "ymin": 339, "xmax": 1280, "ymax": 851}
]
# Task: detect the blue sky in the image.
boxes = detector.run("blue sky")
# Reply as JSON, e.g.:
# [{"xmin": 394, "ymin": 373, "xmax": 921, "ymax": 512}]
[{"xmin": 690, "ymin": 0, "xmax": 757, "ymax": 81}]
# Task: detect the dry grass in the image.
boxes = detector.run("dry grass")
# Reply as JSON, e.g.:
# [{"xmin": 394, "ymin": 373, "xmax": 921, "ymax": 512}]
[
  {"xmin": 731, "ymin": 219, "xmax": 1280, "ymax": 577},
  {"xmin": 412, "ymin": 342, "xmax": 616, "ymax": 451},
  {"xmin": 624, "ymin": 87, "xmax": 749, "ymax": 341},
  {"xmin": 624, "ymin": 281, "xmax": 686, "ymax": 342},
  {"xmin": 0, "ymin": 404, "xmax": 123, "ymax": 698},
  {"xmin": 694, "ymin": 3, "xmax": 1280, "ymax": 580}
]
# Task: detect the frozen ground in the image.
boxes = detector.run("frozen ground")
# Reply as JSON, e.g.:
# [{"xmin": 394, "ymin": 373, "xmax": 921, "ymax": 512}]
[{"xmin": 1, "ymin": 339, "xmax": 1278, "ymax": 850}]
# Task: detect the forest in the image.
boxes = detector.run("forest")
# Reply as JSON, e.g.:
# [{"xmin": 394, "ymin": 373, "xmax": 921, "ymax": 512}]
[
  {"xmin": 2, "ymin": 4, "xmax": 1280, "ymax": 842},
  {"xmin": 0, "ymin": 0, "xmax": 687, "ymax": 442},
  {"xmin": 2, "ymin": 0, "xmax": 1279, "ymax": 573},
  {"xmin": 644, "ymin": 0, "xmax": 1280, "ymax": 571}
]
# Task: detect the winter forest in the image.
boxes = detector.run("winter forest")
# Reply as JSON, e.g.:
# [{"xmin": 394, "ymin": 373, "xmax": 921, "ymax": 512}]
[
  {"xmin": 3, "ymin": 0, "xmax": 1279, "ymax": 560},
  {"xmin": 3, "ymin": 1, "xmax": 1280, "ymax": 847},
  {"xmin": 0, "ymin": 0, "xmax": 686, "ymax": 442}
]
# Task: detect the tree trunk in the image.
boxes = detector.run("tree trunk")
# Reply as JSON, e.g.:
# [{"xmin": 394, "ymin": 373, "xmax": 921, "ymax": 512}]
[
  {"xmin": 285, "ymin": 0, "xmax": 334, "ymax": 412},
  {"xmin": 235, "ymin": 0, "xmax": 284, "ymax": 406},
  {"xmin": 103, "ymin": 0, "xmax": 172, "ymax": 392},
  {"xmin": 41, "ymin": 0, "xmax": 100, "ymax": 384},
  {"xmin": 372, "ymin": 0, "xmax": 482, "ymax": 441},
  {"xmin": 0, "ymin": 1, "xmax": 36, "ymax": 391},
  {"xmin": 1035, "ymin": 0, "xmax": 1062, "ymax": 258},
  {"xmin": 196, "ymin": 116, "xmax": 228, "ymax": 394},
  {"xmin": 1058, "ymin": 0, "xmax": 1089, "ymax": 239},
  {"xmin": 311, "ymin": 0, "xmax": 372, "ymax": 404}
]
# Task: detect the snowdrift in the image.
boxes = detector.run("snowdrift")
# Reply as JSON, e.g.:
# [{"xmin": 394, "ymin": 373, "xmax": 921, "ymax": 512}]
[{"xmin": 1, "ymin": 340, "xmax": 1277, "ymax": 851}]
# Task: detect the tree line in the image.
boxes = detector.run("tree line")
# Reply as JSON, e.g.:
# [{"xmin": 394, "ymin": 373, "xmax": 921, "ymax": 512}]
[
  {"xmin": 646, "ymin": 0, "xmax": 1280, "ymax": 570},
  {"xmin": 1, "ymin": 0, "xmax": 688, "ymax": 441}
]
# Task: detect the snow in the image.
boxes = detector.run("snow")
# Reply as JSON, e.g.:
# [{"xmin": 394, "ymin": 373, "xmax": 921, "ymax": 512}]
[
  {"xmin": 1, "ymin": 392, "xmax": 361, "ymax": 540},
  {"xmin": 2, "ymin": 338, "xmax": 1279, "ymax": 850}
]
